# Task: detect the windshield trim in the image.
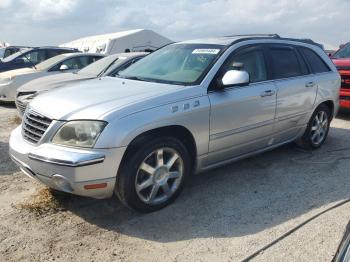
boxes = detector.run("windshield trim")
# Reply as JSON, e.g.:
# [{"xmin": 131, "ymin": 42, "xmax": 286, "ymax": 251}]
[{"xmin": 117, "ymin": 44, "xmax": 227, "ymax": 86}]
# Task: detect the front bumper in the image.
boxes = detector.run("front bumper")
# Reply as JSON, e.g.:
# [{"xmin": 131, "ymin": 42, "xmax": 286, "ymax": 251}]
[
  {"xmin": 340, "ymin": 89, "xmax": 350, "ymax": 109},
  {"xmin": 0, "ymin": 81, "xmax": 15, "ymax": 102},
  {"xmin": 9, "ymin": 126, "xmax": 127, "ymax": 199}
]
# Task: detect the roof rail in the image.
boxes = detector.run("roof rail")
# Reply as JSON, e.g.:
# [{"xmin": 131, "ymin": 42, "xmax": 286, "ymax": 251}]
[
  {"xmin": 223, "ymin": 34, "xmax": 281, "ymax": 38},
  {"xmin": 226, "ymin": 35, "xmax": 324, "ymax": 49}
]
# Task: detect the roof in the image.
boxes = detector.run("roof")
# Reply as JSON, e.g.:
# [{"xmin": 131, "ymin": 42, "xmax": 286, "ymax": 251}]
[
  {"xmin": 62, "ymin": 29, "xmax": 154, "ymax": 44},
  {"xmin": 32, "ymin": 46, "xmax": 78, "ymax": 50},
  {"xmin": 59, "ymin": 52, "xmax": 105, "ymax": 58},
  {"xmin": 178, "ymin": 34, "xmax": 323, "ymax": 48},
  {"xmin": 112, "ymin": 51, "xmax": 149, "ymax": 57}
]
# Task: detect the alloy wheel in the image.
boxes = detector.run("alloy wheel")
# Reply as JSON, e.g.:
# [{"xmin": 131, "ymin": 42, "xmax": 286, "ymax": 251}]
[
  {"xmin": 135, "ymin": 147, "xmax": 184, "ymax": 205},
  {"xmin": 310, "ymin": 110, "xmax": 329, "ymax": 146}
]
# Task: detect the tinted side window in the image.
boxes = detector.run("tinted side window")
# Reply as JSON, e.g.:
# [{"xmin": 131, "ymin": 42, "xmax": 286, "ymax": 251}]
[
  {"xmin": 22, "ymin": 50, "xmax": 46, "ymax": 65},
  {"xmin": 300, "ymin": 47, "xmax": 330, "ymax": 73},
  {"xmin": 269, "ymin": 47, "xmax": 303, "ymax": 79},
  {"xmin": 53, "ymin": 56, "xmax": 91, "ymax": 71},
  {"xmin": 224, "ymin": 49, "xmax": 267, "ymax": 83},
  {"xmin": 89, "ymin": 56, "xmax": 103, "ymax": 64},
  {"xmin": 47, "ymin": 50, "xmax": 60, "ymax": 58}
]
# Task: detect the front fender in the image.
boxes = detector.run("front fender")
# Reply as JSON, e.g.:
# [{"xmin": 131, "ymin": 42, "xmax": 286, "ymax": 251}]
[{"xmin": 95, "ymin": 95, "xmax": 211, "ymax": 157}]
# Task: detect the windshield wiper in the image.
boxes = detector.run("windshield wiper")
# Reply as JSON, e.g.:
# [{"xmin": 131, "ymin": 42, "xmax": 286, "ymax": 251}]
[{"xmin": 118, "ymin": 75, "xmax": 148, "ymax": 82}]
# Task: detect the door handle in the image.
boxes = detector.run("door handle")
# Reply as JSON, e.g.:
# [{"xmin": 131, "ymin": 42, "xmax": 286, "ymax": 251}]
[
  {"xmin": 260, "ymin": 90, "xmax": 276, "ymax": 97},
  {"xmin": 305, "ymin": 82, "xmax": 316, "ymax": 88}
]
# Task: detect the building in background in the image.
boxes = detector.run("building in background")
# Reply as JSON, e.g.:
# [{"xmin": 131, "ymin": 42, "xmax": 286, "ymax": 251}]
[
  {"xmin": 0, "ymin": 42, "xmax": 10, "ymax": 48},
  {"xmin": 60, "ymin": 29, "xmax": 172, "ymax": 55}
]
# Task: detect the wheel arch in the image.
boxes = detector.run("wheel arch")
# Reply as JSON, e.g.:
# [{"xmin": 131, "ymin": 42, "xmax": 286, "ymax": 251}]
[
  {"xmin": 119, "ymin": 125, "xmax": 198, "ymax": 171},
  {"xmin": 317, "ymin": 100, "xmax": 335, "ymax": 119}
]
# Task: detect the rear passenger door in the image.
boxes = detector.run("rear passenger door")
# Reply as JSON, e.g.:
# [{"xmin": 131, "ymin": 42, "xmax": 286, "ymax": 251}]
[{"xmin": 267, "ymin": 44, "xmax": 317, "ymax": 143}]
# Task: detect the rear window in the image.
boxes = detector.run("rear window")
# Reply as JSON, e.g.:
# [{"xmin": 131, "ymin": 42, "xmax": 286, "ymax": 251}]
[
  {"xmin": 269, "ymin": 47, "xmax": 303, "ymax": 79},
  {"xmin": 299, "ymin": 47, "xmax": 330, "ymax": 74}
]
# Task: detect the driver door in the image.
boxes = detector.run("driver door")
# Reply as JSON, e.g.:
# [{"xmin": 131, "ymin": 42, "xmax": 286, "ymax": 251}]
[{"xmin": 207, "ymin": 45, "xmax": 277, "ymax": 165}]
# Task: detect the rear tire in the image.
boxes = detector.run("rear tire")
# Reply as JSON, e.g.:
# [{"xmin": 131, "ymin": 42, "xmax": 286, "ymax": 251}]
[
  {"xmin": 296, "ymin": 104, "xmax": 331, "ymax": 149},
  {"xmin": 115, "ymin": 136, "xmax": 191, "ymax": 213}
]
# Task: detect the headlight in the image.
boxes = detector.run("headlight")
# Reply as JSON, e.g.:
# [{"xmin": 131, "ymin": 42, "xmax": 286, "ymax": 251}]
[{"xmin": 52, "ymin": 121, "xmax": 107, "ymax": 148}]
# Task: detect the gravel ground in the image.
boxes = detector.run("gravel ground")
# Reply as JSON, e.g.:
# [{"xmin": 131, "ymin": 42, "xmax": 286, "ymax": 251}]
[{"xmin": 1, "ymin": 104, "xmax": 350, "ymax": 262}]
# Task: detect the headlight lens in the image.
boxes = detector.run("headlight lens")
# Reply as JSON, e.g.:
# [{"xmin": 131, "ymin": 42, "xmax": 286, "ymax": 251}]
[{"xmin": 52, "ymin": 121, "xmax": 107, "ymax": 148}]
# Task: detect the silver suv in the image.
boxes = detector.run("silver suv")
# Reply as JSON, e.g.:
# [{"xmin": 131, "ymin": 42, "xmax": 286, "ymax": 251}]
[{"xmin": 9, "ymin": 35, "xmax": 340, "ymax": 212}]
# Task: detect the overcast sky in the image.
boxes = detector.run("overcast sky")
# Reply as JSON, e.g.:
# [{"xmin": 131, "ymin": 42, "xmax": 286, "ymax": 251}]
[{"xmin": 0, "ymin": 0, "xmax": 349, "ymax": 50}]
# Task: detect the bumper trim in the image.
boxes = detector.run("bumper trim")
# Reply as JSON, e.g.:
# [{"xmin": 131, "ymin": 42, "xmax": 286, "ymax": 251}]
[{"xmin": 28, "ymin": 153, "xmax": 105, "ymax": 167}]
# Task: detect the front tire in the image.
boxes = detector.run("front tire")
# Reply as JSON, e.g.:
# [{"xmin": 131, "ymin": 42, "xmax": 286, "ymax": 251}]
[
  {"xmin": 296, "ymin": 104, "xmax": 331, "ymax": 149},
  {"xmin": 115, "ymin": 137, "xmax": 191, "ymax": 213}
]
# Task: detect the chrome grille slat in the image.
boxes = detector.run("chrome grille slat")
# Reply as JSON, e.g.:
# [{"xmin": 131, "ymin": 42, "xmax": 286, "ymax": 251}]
[
  {"xmin": 23, "ymin": 125, "xmax": 44, "ymax": 137},
  {"xmin": 26, "ymin": 114, "xmax": 51, "ymax": 126},
  {"xmin": 22, "ymin": 110, "xmax": 52, "ymax": 144},
  {"xmin": 23, "ymin": 118, "xmax": 47, "ymax": 132},
  {"xmin": 15, "ymin": 100, "xmax": 27, "ymax": 115}
]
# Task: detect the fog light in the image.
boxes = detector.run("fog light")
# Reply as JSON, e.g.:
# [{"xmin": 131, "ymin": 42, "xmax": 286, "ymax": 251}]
[{"xmin": 52, "ymin": 174, "xmax": 73, "ymax": 192}]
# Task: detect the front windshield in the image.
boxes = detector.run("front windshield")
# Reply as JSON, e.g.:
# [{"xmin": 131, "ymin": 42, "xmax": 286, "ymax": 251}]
[
  {"xmin": 35, "ymin": 54, "xmax": 67, "ymax": 70},
  {"xmin": 77, "ymin": 55, "xmax": 120, "ymax": 76},
  {"xmin": 0, "ymin": 48, "xmax": 4, "ymax": 59},
  {"xmin": 118, "ymin": 44, "xmax": 224, "ymax": 85},
  {"xmin": 333, "ymin": 43, "xmax": 350, "ymax": 59}
]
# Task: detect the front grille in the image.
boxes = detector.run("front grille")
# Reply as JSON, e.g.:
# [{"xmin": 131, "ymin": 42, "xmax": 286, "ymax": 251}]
[
  {"xmin": 340, "ymin": 96, "xmax": 350, "ymax": 101},
  {"xmin": 22, "ymin": 110, "xmax": 52, "ymax": 144},
  {"xmin": 337, "ymin": 66, "xmax": 350, "ymax": 71},
  {"xmin": 341, "ymin": 75, "xmax": 350, "ymax": 89},
  {"xmin": 15, "ymin": 99, "xmax": 27, "ymax": 116}
]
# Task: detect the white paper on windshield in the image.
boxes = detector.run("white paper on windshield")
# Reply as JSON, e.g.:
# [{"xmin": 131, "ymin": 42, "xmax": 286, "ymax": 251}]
[{"xmin": 192, "ymin": 49, "xmax": 220, "ymax": 55}]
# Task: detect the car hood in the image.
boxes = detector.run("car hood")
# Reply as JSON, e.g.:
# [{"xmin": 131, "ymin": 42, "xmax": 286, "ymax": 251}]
[
  {"xmin": 29, "ymin": 77, "xmax": 190, "ymax": 120},
  {"xmin": 0, "ymin": 67, "xmax": 38, "ymax": 78},
  {"xmin": 332, "ymin": 58, "xmax": 350, "ymax": 67},
  {"xmin": 17, "ymin": 72, "xmax": 95, "ymax": 93}
]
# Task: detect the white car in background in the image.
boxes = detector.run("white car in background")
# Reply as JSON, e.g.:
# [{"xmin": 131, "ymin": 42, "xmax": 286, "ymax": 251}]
[
  {"xmin": 15, "ymin": 52, "xmax": 148, "ymax": 115},
  {"xmin": 0, "ymin": 53, "xmax": 104, "ymax": 102}
]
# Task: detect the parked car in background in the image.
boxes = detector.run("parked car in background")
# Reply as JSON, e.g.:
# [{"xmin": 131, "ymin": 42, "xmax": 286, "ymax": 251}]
[
  {"xmin": 0, "ymin": 46, "xmax": 31, "ymax": 60},
  {"xmin": 10, "ymin": 35, "xmax": 340, "ymax": 212},
  {"xmin": 0, "ymin": 46, "xmax": 79, "ymax": 73},
  {"xmin": 331, "ymin": 42, "xmax": 350, "ymax": 109},
  {"xmin": 0, "ymin": 53, "xmax": 104, "ymax": 102},
  {"xmin": 15, "ymin": 52, "xmax": 148, "ymax": 115}
]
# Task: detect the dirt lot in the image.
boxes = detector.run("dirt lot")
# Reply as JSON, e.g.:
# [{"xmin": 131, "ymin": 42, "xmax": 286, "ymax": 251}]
[{"xmin": 1, "ymin": 104, "xmax": 350, "ymax": 262}]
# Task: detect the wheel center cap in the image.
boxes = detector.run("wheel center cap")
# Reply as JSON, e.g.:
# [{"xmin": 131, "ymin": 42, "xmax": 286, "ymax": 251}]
[{"xmin": 154, "ymin": 167, "xmax": 169, "ymax": 184}]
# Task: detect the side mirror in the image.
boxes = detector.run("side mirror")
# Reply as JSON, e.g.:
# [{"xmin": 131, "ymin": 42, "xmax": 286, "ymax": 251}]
[
  {"xmin": 59, "ymin": 64, "xmax": 69, "ymax": 71},
  {"xmin": 221, "ymin": 70, "xmax": 250, "ymax": 87}
]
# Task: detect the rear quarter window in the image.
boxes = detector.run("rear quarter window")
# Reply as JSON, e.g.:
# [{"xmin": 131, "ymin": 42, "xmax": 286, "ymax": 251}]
[{"xmin": 299, "ymin": 47, "xmax": 330, "ymax": 74}]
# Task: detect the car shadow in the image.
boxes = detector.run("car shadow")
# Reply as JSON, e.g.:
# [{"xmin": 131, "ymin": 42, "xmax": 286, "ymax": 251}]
[
  {"xmin": 336, "ymin": 109, "xmax": 350, "ymax": 121},
  {"xmin": 0, "ymin": 101, "xmax": 16, "ymax": 108},
  {"xmin": 34, "ymin": 126, "xmax": 350, "ymax": 242}
]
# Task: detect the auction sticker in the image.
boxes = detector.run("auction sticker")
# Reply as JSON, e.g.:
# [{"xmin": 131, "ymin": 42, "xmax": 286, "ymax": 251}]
[{"xmin": 192, "ymin": 49, "xmax": 220, "ymax": 54}]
